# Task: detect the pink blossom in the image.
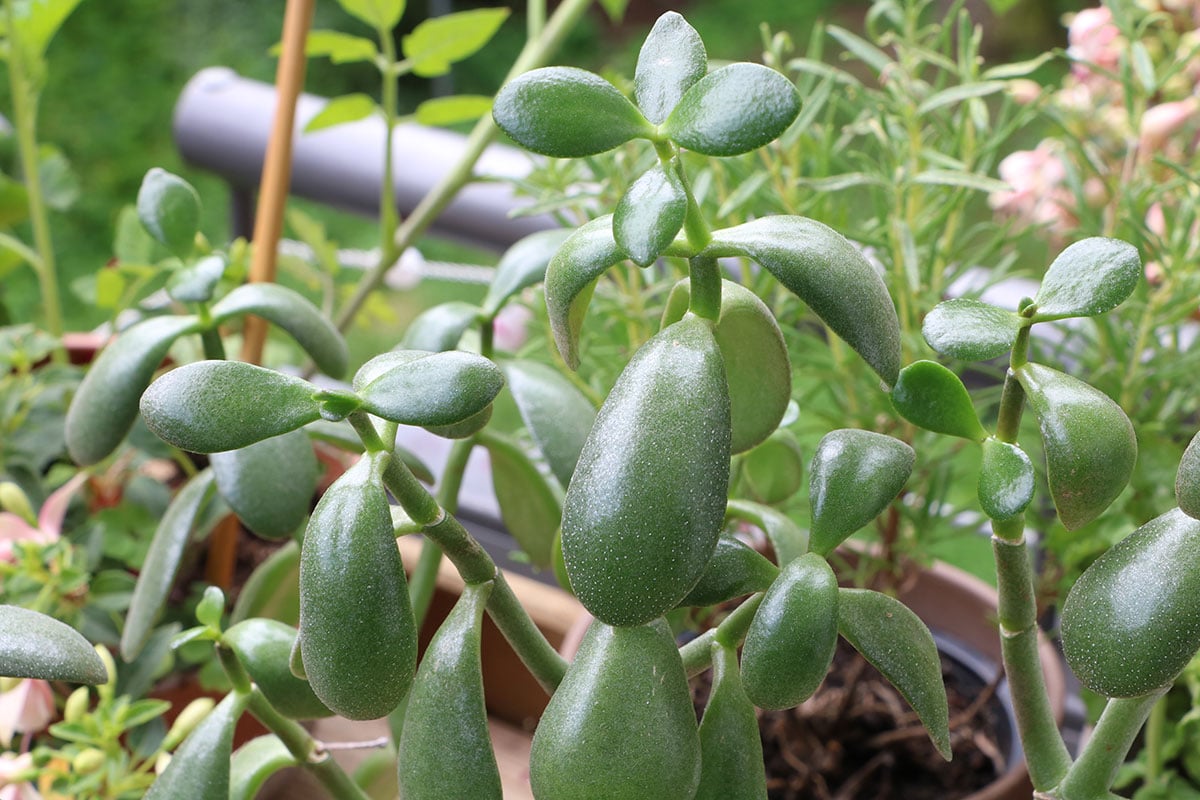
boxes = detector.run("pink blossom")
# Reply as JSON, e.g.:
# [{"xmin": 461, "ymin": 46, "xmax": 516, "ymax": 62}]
[
  {"xmin": 0, "ymin": 680, "xmax": 55, "ymax": 748},
  {"xmin": 0, "ymin": 474, "xmax": 86, "ymax": 563},
  {"xmin": 0, "ymin": 752, "xmax": 41, "ymax": 800},
  {"xmin": 1139, "ymin": 97, "xmax": 1200, "ymax": 154},
  {"xmin": 989, "ymin": 143, "xmax": 1075, "ymax": 233},
  {"xmin": 1146, "ymin": 203, "xmax": 1167, "ymax": 237},
  {"xmin": 1067, "ymin": 7, "xmax": 1121, "ymax": 80},
  {"xmin": 492, "ymin": 304, "xmax": 533, "ymax": 353}
]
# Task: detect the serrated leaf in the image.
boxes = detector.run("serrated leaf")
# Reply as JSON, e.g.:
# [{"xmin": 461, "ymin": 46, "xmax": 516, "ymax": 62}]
[
  {"xmin": 838, "ymin": 588, "xmax": 951, "ymax": 759},
  {"xmin": 211, "ymin": 282, "xmax": 349, "ymax": 378},
  {"xmin": 403, "ymin": 8, "xmax": 510, "ymax": 78},
  {"xmin": 399, "ymin": 301, "xmax": 481, "ymax": 352},
  {"xmin": 482, "ymin": 228, "xmax": 572, "ymax": 316},
  {"xmin": 1032, "ymin": 237, "xmax": 1141, "ymax": 321},
  {"xmin": 137, "ymin": 168, "xmax": 200, "ymax": 258},
  {"xmin": 481, "ymin": 430, "xmax": 560, "ymax": 567},
  {"xmin": 355, "ymin": 350, "xmax": 504, "ymax": 427},
  {"xmin": 304, "ymin": 93, "xmax": 377, "ymax": 133},
  {"xmin": 146, "ymin": 692, "xmax": 246, "ymax": 800},
  {"xmin": 337, "ymin": 0, "xmax": 405, "ymax": 31},
  {"xmin": 298, "ymin": 29, "xmax": 377, "ymax": 64},
  {"xmin": 922, "ymin": 298, "xmax": 1022, "ymax": 362},
  {"xmin": 633, "ymin": 11, "xmax": 707, "ymax": 124},
  {"xmin": 702, "ymin": 216, "xmax": 901, "ymax": 386},
  {"xmin": 614, "ymin": 162, "xmax": 686, "ymax": 267},
  {"xmin": 231, "ymin": 736, "xmax": 297, "ymax": 800},
  {"xmin": 1016, "ymin": 362, "xmax": 1136, "ymax": 529},
  {"xmin": 493, "ymin": 67, "xmax": 653, "ymax": 158},
  {"xmin": 544, "ymin": 215, "xmax": 625, "ymax": 368},
  {"xmin": 0, "ymin": 605, "xmax": 108, "ymax": 683},
  {"xmin": 141, "ymin": 361, "xmax": 322, "ymax": 453},
  {"xmin": 891, "ymin": 360, "xmax": 986, "ymax": 441},
  {"xmin": 211, "ymin": 430, "xmax": 318, "ymax": 540},
  {"xmin": 978, "ymin": 438, "xmax": 1034, "ymax": 521},
  {"xmin": 664, "ymin": 63, "xmax": 800, "ymax": 156},
  {"xmin": 501, "ymin": 359, "xmax": 595, "ymax": 489},
  {"xmin": 414, "ymin": 94, "xmax": 493, "ymax": 126}
]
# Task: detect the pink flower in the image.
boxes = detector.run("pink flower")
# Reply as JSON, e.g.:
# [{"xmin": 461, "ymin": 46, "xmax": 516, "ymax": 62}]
[
  {"xmin": 1067, "ymin": 7, "xmax": 1121, "ymax": 80},
  {"xmin": 0, "ymin": 680, "xmax": 55, "ymax": 748},
  {"xmin": 1139, "ymin": 97, "xmax": 1199, "ymax": 155},
  {"xmin": 492, "ymin": 304, "xmax": 533, "ymax": 353},
  {"xmin": 0, "ymin": 752, "xmax": 41, "ymax": 800},
  {"xmin": 990, "ymin": 143, "xmax": 1075, "ymax": 233},
  {"xmin": 0, "ymin": 474, "xmax": 86, "ymax": 564}
]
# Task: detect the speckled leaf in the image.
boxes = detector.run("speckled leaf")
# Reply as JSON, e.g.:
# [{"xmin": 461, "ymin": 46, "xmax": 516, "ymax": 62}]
[
  {"xmin": 725, "ymin": 499, "xmax": 809, "ymax": 567},
  {"xmin": 891, "ymin": 360, "xmax": 986, "ymax": 441},
  {"xmin": 230, "ymin": 736, "xmax": 297, "ymax": 800},
  {"xmin": 544, "ymin": 215, "xmax": 625, "ymax": 369},
  {"xmin": 211, "ymin": 430, "xmax": 318, "ymax": 540},
  {"xmin": 1176, "ymin": 430, "xmax": 1200, "ymax": 520},
  {"xmin": 741, "ymin": 429, "xmax": 804, "ymax": 505},
  {"xmin": 65, "ymin": 314, "xmax": 201, "ymax": 465},
  {"xmin": 1033, "ymin": 237, "xmax": 1141, "ymax": 322},
  {"xmin": 978, "ymin": 438, "xmax": 1034, "ymax": 521},
  {"xmin": 696, "ymin": 643, "xmax": 767, "ymax": 800},
  {"xmin": 808, "ymin": 429, "xmax": 914, "ymax": 556},
  {"xmin": 399, "ymin": 301, "xmax": 481, "ymax": 352},
  {"xmin": 121, "ymin": 470, "xmax": 217, "ymax": 660},
  {"xmin": 224, "ymin": 620, "xmax": 332, "ymax": 720},
  {"xmin": 0, "ymin": 605, "xmax": 107, "ymax": 683},
  {"xmin": 1061, "ymin": 508, "xmax": 1200, "ymax": 698},
  {"xmin": 614, "ymin": 163, "xmax": 686, "ymax": 267},
  {"xmin": 1016, "ymin": 362, "xmax": 1136, "ymax": 530},
  {"xmin": 702, "ymin": 217, "xmax": 901, "ymax": 386},
  {"xmin": 480, "ymin": 430, "xmax": 561, "ymax": 568},
  {"xmin": 146, "ymin": 692, "xmax": 246, "ymax": 800},
  {"xmin": 922, "ymin": 298, "xmax": 1022, "ymax": 362},
  {"xmin": 562, "ymin": 316, "xmax": 730, "ymax": 626},
  {"xmin": 664, "ymin": 63, "xmax": 800, "ymax": 156},
  {"xmin": 168, "ymin": 254, "xmax": 227, "ymax": 304},
  {"xmin": 493, "ymin": 66, "xmax": 653, "ymax": 157},
  {"xmin": 634, "ymin": 11, "xmax": 707, "ymax": 124},
  {"xmin": 838, "ymin": 588, "xmax": 951, "ymax": 760},
  {"xmin": 355, "ymin": 350, "xmax": 503, "ymax": 427},
  {"xmin": 678, "ymin": 534, "xmax": 779, "ymax": 607},
  {"xmin": 211, "ymin": 282, "xmax": 349, "ymax": 378},
  {"xmin": 137, "ymin": 168, "xmax": 200, "ymax": 258},
  {"xmin": 482, "ymin": 229, "xmax": 572, "ymax": 316},
  {"xmin": 501, "ymin": 359, "xmax": 595, "ymax": 489},
  {"xmin": 140, "ymin": 361, "xmax": 322, "ymax": 453}
]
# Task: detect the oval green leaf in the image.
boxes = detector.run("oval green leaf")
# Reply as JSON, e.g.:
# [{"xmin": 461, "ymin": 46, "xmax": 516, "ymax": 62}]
[
  {"xmin": 211, "ymin": 430, "xmax": 317, "ymax": 540},
  {"xmin": 741, "ymin": 553, "xmax": 839, "ymax": 709},
  {"xmin": 614, "ymin": 162, "xmax": 687, "ymax": 267},
  {"xmin": 493, "ymin": 66, "xmax": 653, "ymax": 158},
  {"xmin": 838, "ymin": 588, "xmax": 951, "ymax": 760},
  {"xmin": 696, "ymin": 643, "xmax": 767, "ymax": 800},
  {"xmin": 0, "ymin": 605, "xmax": 108, "ymax": 683},
  {"xmin": 702, "ymin": 216, "xmax": 901, "ymax": 386},
  {"xmin": 1061, "ymin": 508, "xmax": 1200, "ymax": 698},
  {"xmin": 137, "ymin": 168, "xmax": 200, "ymax": 258},
  {"xmin": 741, "ymin": 429, "xmax": 805, "ymax": 505},
  {"xmin": 1033, "ymin": 237, "xmax": 1142, "ymax": 322},
  {"xmin": 1177, "ymin": 430, "xmax": 1200, "ymax": 520},
  {"xmin": 140, "ymin": 361, "xmax": 322, "ymax": 453},
  {"xmin": 167, "ymin": 254, "xmax": 227, "ymax": 304},
  {"xmin": 922, "ymin": 298, "xmax": 1023, "ymax": 362},
  {"xmin": 664, "ymin": 63, "xmax": 800, "ymax": 156},
  {"xmin": 808, "ymin": 429, "xmax": 914, "ymax": 556},
  {"xmin": 482, "ymin": 228, "xmax": 572, "ymax": 316},
  {"xmin": 891, "ymin": 360, "xmax": 986, "ymax": 441},
  {"xmin": 355, "ymin": 350, "xmax": 504, "ymax": 427},
  {"xmin": 402, "ymin": 8, "xmax": 511, "ymax": 79},
  {"xmin": 725, "ymin": 499, "xmax": 809, "ymax": 567},
  {"xmin": 65, "ymin": 314, "xmax": 200, "ymax": 465},
  {"xmin": 501, "ymin": 359, "xmax": 596, "ymax": 489},
  {"xmin": 634, "ymin": 11, "xmax": 707, "ymax": 124},
  {"xmin": 423, "ymin": 403, "xmax": 493, "ymax": 440},
  {"xmin": 224, "ymin": 619, "xmax": 332, "ymax": 720},
  {"xmin": 978, "ymin": 438, "xmax": 1034, "ymax": 521},
  {"xmin": 398, "ymin": 582, "xmax": 501, "ymax": 799},
  {"xmin": 531, "ymin": 620, "xmax": 700, "ymax": 800},
  {"xmin": 399, "ymin": 301, "xmax": 482, "ymax": 352},
  {"xmin": 480, "ymin": 430, "xmax": 561, "ymax": 568},
  {"xmin": 678, "ymin": 534, "xmax": 779, "ymax": 608},
  {"xmin": 1015, "ymin": 362, "xmax": 1136, "ymax": 530},
  {"xmin": 562, "ymin": 316, "xmax": 731, "ymax": 626},
  {"xmin": 211, "ymin": 282, "xmax": 349, "ymax": 378},
  {"xmin": 121, "ymin": 470, "xmax": 217, "ymax": 660},
  {"xmin": 146, "ymin": 692, "xmax": 246, "ymax": 800},
  {"xmin": 230, "ymin": 735, "xmax": 297, "ymax": 800},
  {"xmin": 544, "ymin": 215, "xmax": 625, "ymax": 369}
]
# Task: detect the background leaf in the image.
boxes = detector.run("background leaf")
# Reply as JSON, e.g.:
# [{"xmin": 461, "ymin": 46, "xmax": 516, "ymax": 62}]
[
  {"xmin": 304, "ymin": 93, "xmax": 377, "ymax": 133},
  {"xmin": 403, "ymin": 8, "xmax": 510, "ymax": 78}
]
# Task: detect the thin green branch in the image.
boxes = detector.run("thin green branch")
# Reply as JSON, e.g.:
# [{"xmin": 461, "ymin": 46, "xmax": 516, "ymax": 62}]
[{"xmin": 1055, "ymin": 691, "xmax": 1165, "ymax": 799}]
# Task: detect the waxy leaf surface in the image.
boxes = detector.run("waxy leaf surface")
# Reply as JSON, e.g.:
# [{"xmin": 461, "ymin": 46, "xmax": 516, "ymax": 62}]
[
  {"xmin": 922, "ymin": 298, "xmax": 1022, "ymax": 362},
  {"xmin": 211, "ymin": 282, "xmax": 349, "ymax": 378},
  {"xmin": 1033, "ymin": 237, "xmax": 1141, "ymax": 321},
  {"xmin": 725, "ymin": 499, "xmax": 809, "ymax": 566},
  {"xmin": 482, "ymin": 228, "xmax": 572, "ymax": 316},
  {"xmin": 696, "ymin": 643, "xmax": 767, "ymax": 800},
  {"xmin": 0, "ymin": 605, "xmax": 107, "ymax": 683},
  {"xmin": 210, "ymin": 430, "xmax": 318, "ymax": 540},
  {"xmin": 665, "ymin": 63, "xmax": 800, "ymax": 156},
  {"xmin": 137, "ymin": 168, "xmax": 199, "ymax": 257},
  {"xmin": 481, "ymin": 431, "xmax": 561, "ymax": 568},
  {"xmin": 544, "ymin": 215, "xmax": 625, "ymax": 368},
  {"xmin": 398, "ymin": 301, "xmax": 481, "ymax": 352},
  {"xmin": 634, "ymin": 11, "xmax": 707, "ymax": 124},
  {"xmin": 614, "ymin": 162, "xmax": 687, "ymax": 267},
  {"xmin": 230, "ymin": 736, "xmax": 297, "ymax": 800},
  {"xmin": 145, "ymin": 692, "xmax": 246, "ymax": 800},
  {"xmin": 741, "ymin": 429, "xmax": 805, "ymax": 504},
  {"xmin": 356, "ymin": 350, "xmax": 503, "ymax": 427},
  {"xmin": 891, "ymin": 360, "xmax": 986, "ymax": 441},
  {"xmin": 1177, "ymin": 430, "xmax": 1200, "ymax": 519},
  {"xmin": 679, "ymin": 534, "xmax": 779, "ymax": 607},
  {"xmin": 501, "ymin": 359, "xmax": 595, "ymax": 489},
  {"xmin": 978, "ymin": 438, "xmax": 1034, "ymax": 521},
  {"xmin": 224, "ymin": 619, "xmax": 332, "ymax": 720}
]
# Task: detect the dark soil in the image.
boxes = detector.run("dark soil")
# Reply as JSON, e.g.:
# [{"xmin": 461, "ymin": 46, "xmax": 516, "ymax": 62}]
[{"xmin": 691, "ymin": 639, "xmax": 1009, "ymax": 800}]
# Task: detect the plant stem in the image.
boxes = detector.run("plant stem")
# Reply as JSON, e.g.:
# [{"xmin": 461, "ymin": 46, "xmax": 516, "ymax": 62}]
[
  {"xmin": 688, "ymin": 255, "xmax": 722, "ymax": 321},
  {"xmin": 333, "ymin": 0, "xmax": 595, "ymax": 332},
  {"xmin": 377, "ymin": 25, "xmax": 401, "ymax": 252},
  {"xmin": 680, "ymin": 593, "xmax": 764, "ymax": 677},
  {"xmin": 1144, "ymin": 694, "xmax": 1166, "ymax": 786},
  {"xmin": 408, "ymin": 437, "xmax": 474, "ymax": 625},
  {"xmin": 1055, "ymin": 691, "xmax": 1165, "ymax": 799}
]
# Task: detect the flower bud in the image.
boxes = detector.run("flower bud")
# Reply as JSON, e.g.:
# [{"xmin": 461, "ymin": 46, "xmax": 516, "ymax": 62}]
[
  {"xmin": 71, "ymin": 748, "xmax": 106, "ymax": 774},
  {"xmin": 162, "ymin": 697, "xmax": 215, "ymax": 751},
  {"xmin": 63, "ymin": 687, "xmax": 90, "ymax": 723},
  {"xmin": 1140, "ymin": 97, "xmax": 1199, "ymax": 154},
  {"xmin": 0, "ymin": 482, "xmax": 36, "ymax": 525}
]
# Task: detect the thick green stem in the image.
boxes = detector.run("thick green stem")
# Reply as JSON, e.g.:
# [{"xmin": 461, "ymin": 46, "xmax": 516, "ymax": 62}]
[
  {"xmin": 409, "ymin": 438, "xmax": 474, "ymax": 625},
  {"xmin": 1144, "ymin": 695, "xmax": 1167, "ymax": 786},
  {"xmin": 334, "ymin": 0, "xmax": 595, "ymax": 332},
  {"xmin": 680, "ymin": 593, "xmax": 764, "ymax": 677},
  {"xmin": 1055, "ymin": 691, "xmax": 1165, "ymax": 799},
  {"xmin": 199, "ymin": 327, "xmax": 227, "ymax": 361},
  {"xmin": 994, "ymin": 368, "xmax": 1026, "ymax": 448},
  {"xmin": 688, "ymin": 255, "xmax": 722, "ymax": 321}
]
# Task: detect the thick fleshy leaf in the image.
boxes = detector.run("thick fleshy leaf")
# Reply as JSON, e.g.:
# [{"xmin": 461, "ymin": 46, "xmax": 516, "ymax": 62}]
[
  {"xmin": 1016, "ymin": 362, "xmax": 1136, "ymax": 530},
  {"xmin": 741, "ymin": 429, "xmax": 804, "ymax": 505},
  {"xmin": 121, "ymin": 470, "xmax": 217, "ymax": 660},
  {"xmin": 634, "ymin": 11, "xmax": 707, "ymax": 124},
  {"xmin": 725, "ymin": 499, "xmax": 809, "ymax": 566},
  {"xmin": 167, "ymin": 254, "xmax": 227, "ymax": 304},
  {"xmin": 544, "ymin": 215, "xmax": 625, "ymax": 369},
  {"xmin": 0, "ymin": 605, "xmax": 107, "ymax": 683},
  {"xmin": 696, "ymin": 643, "xmax": 767, "ymax": 800},
  {"xmin": 230, "ymin": 540, "xmax": 301, "ymax": 627},
  {"xmin": 137, "ymin": 168, "xmax": 200, "ymax": 257},
  {"xmin": 978, "ymin": 438, "xmax": 1034, "ymax": 521},
  {"xmin": 399, "ymin": 302, "xmax": 481, "ymax": 352},
  {"xmin": 664, "ymin": 63, "xmax": 800, "ymax": 157},
  {"xmin": 482, "ymin": 229, "xmax": 572, "ymax": 316},
  {"xmin": 501, "ymin": 359, "xmax": 595, "ymax": 489},
  {"xmin": 424, "ymin": 404, "xmax": 493, "ymax": 440},
  {"xmin": 808, "ymin": 429, "xmax": 914, "ymax": 556},
  {"xmin": 838, "ymin": 588, "xmax": 951, "ymax": 760},
  {"xmin": 922, "ymin": 298, "xmax": 1023, "ymax": 362},
  {"xmin": 355, "ymin": 350, "xmax": 503, "ymax": 427},
  {"xmin": 1178, "ymin": 430, "xmax": 1200, "ymax": 520},
  {"xmin": 493, "ymin": 66, "xmax": 653, "ymax": 157},
  {"xmin": 211, "ymin": 283, "xmax": 349, "ymax": 378},
  {"xmin": 891, "ymin": 360, "xmax": 986, "ymax": 441},
  {"xmin": 141, "ymin": 361, "xmax": 322, "ymax": 453},
  {"xmin": 1033, "ymin": 237, "xmax": 1141, "ymax": 321},
  {"xmin": 480, "ymin": 430, "xmax": 561, "ymax": 568},
  {"xmin": 678, "ymin": 534, "xmax": 779, "ymax": 607},
  {"xmin": 614, "ymin": 163, "xmax": 687, "ymax": 267},
  {"xmin": 146, "ymin": 692, "xmax": 246, "ymax": 800},
  {"xmin": 224, "ymin": 620, "xmax": 332, "ymax": 720},
  {"xmin": 211, "ymin": 430, "xmax": 318, "ymax": 540},
  {"xmin": 702, "ymin": 217, "xmax": 901, "ymax": 385},
  {"xmin": 65, "ymin": 315, "xmax": 200, "ymax": 465},
  {"xmin": 231, "ymin": 736, "xmax": 297, "ymax": 800}
]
